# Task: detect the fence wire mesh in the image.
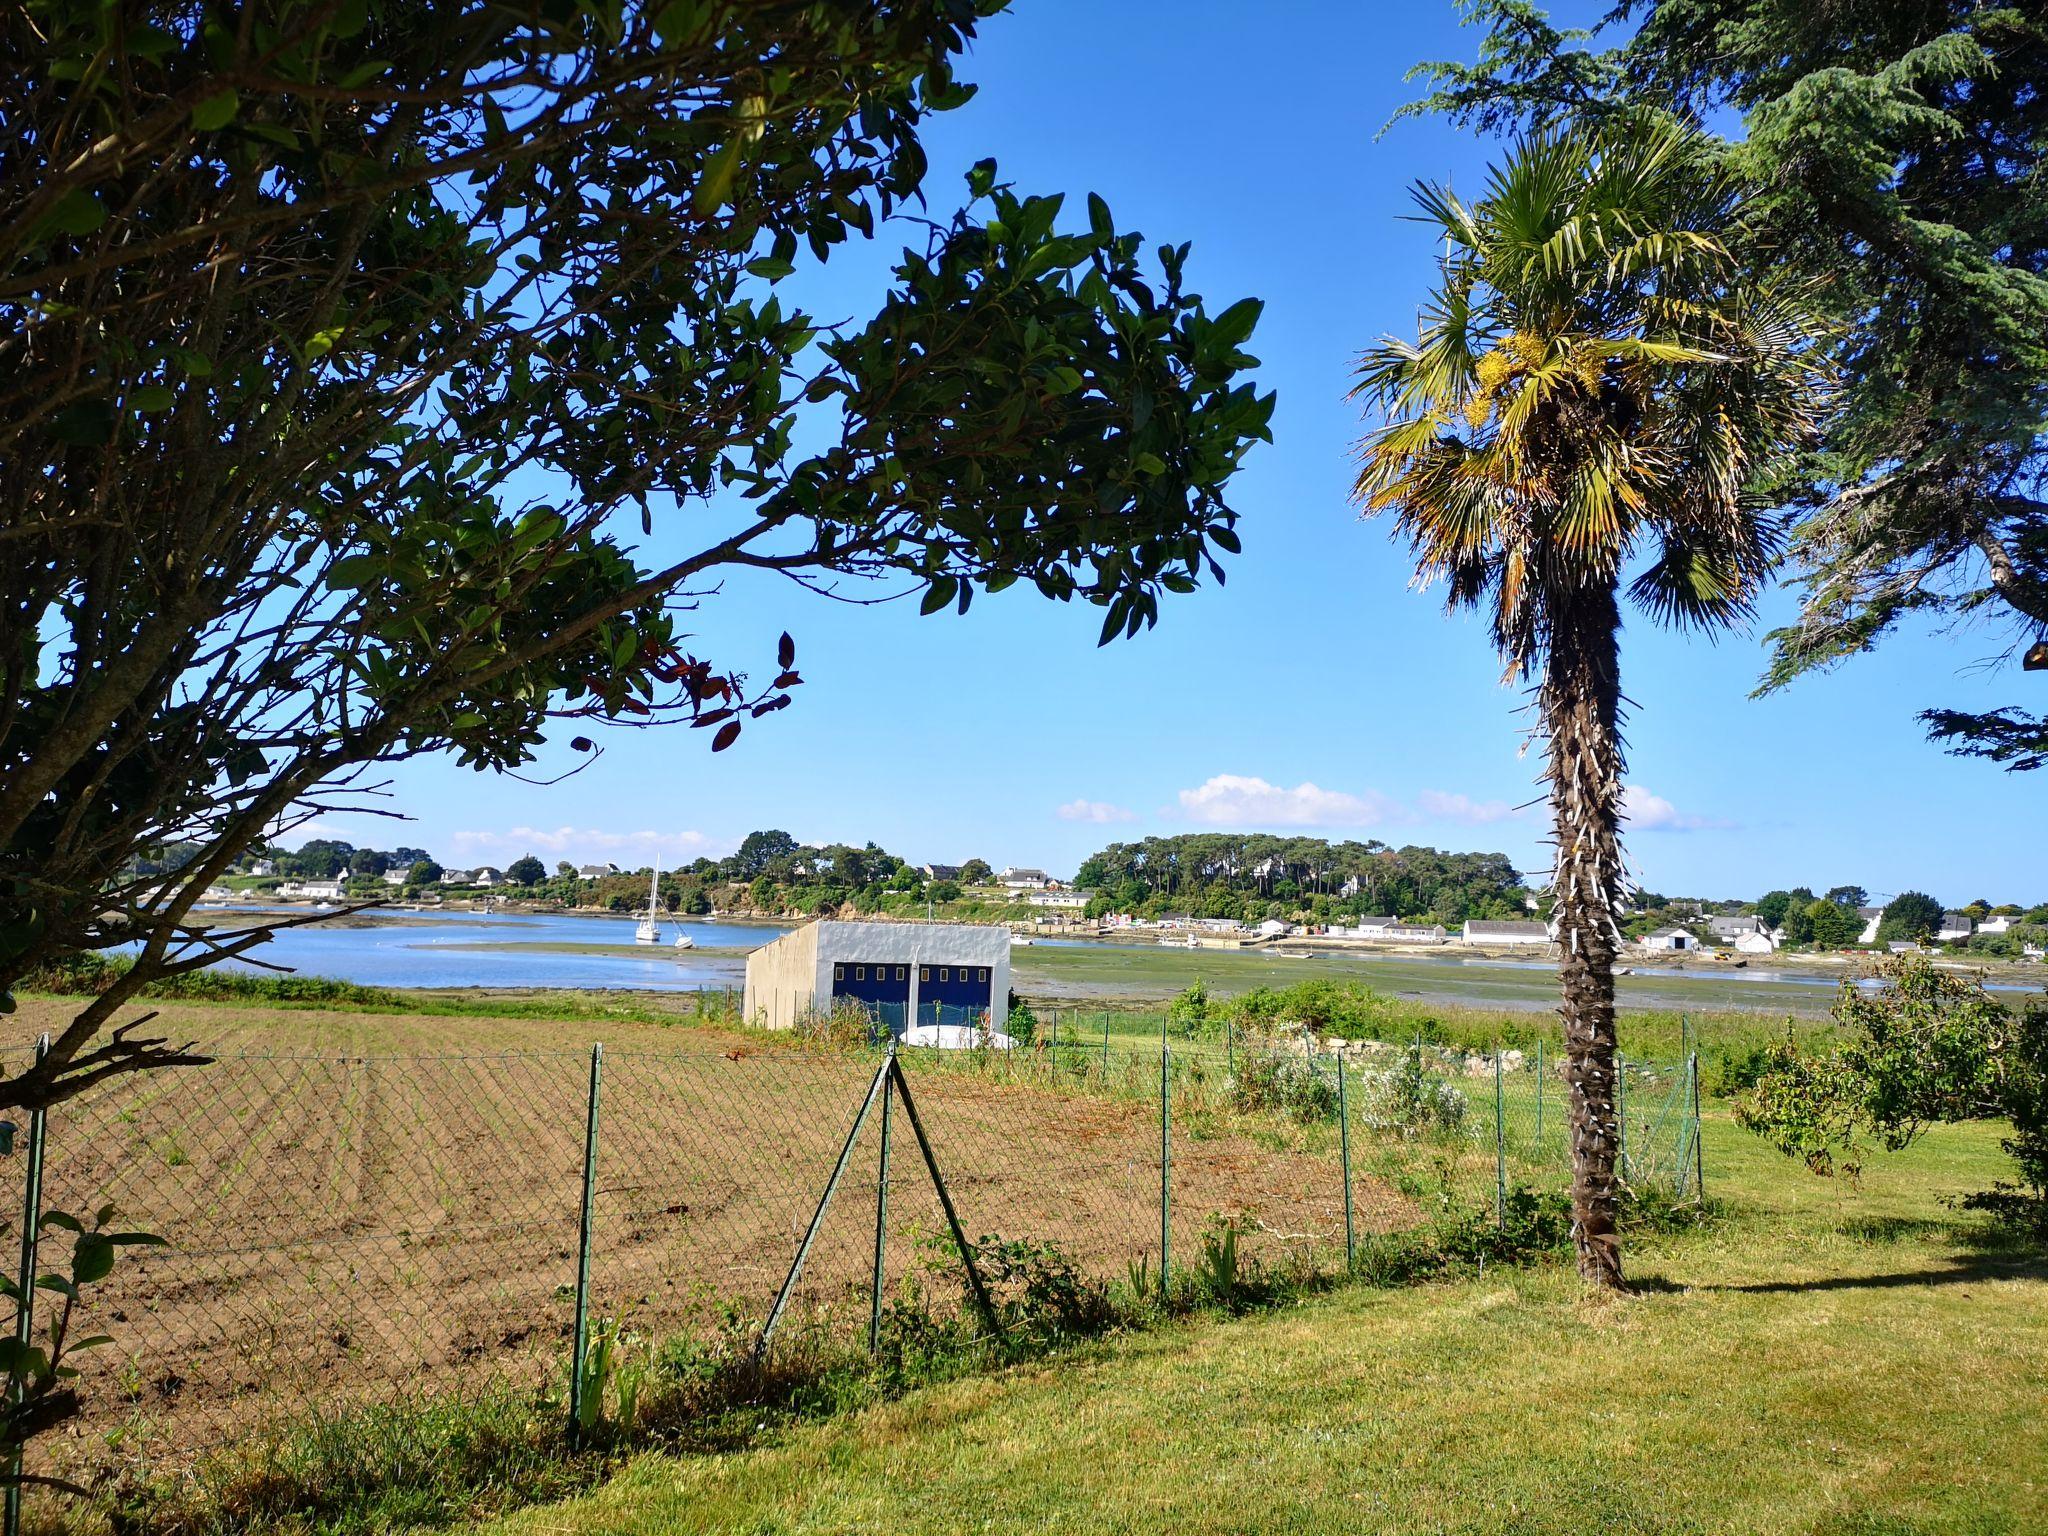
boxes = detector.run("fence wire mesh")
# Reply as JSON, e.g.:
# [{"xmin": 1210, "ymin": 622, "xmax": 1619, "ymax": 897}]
[{"xmin": 6, "ymin": 1023, "xmax": 1703, "ymax": 1493}]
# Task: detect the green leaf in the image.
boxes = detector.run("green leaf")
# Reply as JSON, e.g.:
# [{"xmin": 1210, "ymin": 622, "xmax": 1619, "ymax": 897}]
[
  {"xmin": 191, "ymin": 90, "xmax": 240, "ymax": 132},
  {"xmin": 1209, "ymin": 297, "xmax": 1264, "ymax": 349},
  {"xmin": 130, "ymin": 385, "xmax": 176, "ymax": 413},
  {"xmin": 694, "ymin": 136, "xmax": 746, "ymax": 214},
  {"xmin": 327, "ymin": 554, "xmax": 380, "ymax": 589},
  {"xmin": 44, "ymin": 189, "xmax": 106, "ymax": 237},
  {"xmin": 965, "ymin": 158, "xmax": 997, "ymax": 199}
]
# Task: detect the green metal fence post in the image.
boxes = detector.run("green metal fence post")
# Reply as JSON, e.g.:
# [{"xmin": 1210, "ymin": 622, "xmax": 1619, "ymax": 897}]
[
  {"xmin": 1494, "ymin": 1049, "xmax": 1507, "ymax": 1232},
  {"xmin": 1226, "ymin": 1012, "xmax": 1235, "ymax": 1074},
  {"xmin": 1690, "ymin": 1049, "xmax": 1706, "ymax": 1204},
  {"xmin": 566, "ymin": 1041, "xmax": 603, "ymax": 1436},
  {"xmin": 868, "ymin": 1041, "xmax": 895, "ymax": 1353},
  {"xmin": 1102, "ymin": 1012, "xmax": 1111, "ymax": 1084},
  {"xmin": 5, "ymin": 1035, "xmax": 49, "ymax": 1536},
  {"xmin": 1338, "ymin": 1052, "xmax": 1355, "ymax": 1271},
  {"xmin": 1534, "ymin": 1037, "xmax": 1545, "ymax": 1152},
  {"xmin": 1159, "ymin": 1042, "xmax": 1171, "ymax": 1299},
  {"xmin": 1615, "ymin": 1050, "xmax": 1627, "ymax": 1182}
]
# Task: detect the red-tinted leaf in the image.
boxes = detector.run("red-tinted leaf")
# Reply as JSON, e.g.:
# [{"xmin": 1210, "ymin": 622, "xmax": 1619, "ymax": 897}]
[
  {"xmin": 777, "ymin": 631, "xmax": 795, "ymax": 668},
  {"xmin": 712, "ymin": 721, "xmax": 742, "ymax": 752},
  {"xmin": 569, "ymin": 736, "xmax": 594, "ymax": 752},
  {"xmin": 773, "ymin": 671, "xmax": 802, "ymax": 689},
  {"xmin": 692, "ymin": 707, "xmax": 735, "ymax": 728}
]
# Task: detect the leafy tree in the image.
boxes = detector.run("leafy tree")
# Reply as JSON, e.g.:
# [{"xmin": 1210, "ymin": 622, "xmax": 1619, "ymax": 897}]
[
  {"xmin": 406, "ymin": 860, "xmax": 442, "ymax": 887},
  {"xmin": 958, "ymin": 859, "xmax": 995, "ymax": 885},
  {"xmin": 0, "ymin": 3, "xmax": 1270, "ymax": 1109},
  {"xmin": 729, "ymin": 831, "xmax": 802, "ymax": 882},
  {"xmin": 285, "ymin": 841, "xmax": 354, "ymax": 880},
  {"xmin": 1739, "ymin": 958, "xmax": 2047, "ymax": 1235},
  {"xmin": 506, "ymin": 856, "xmax": 547, "ymax": 888},
  {"xmin": 1353, "ymin": 123, "xmax": 1828, "ymax": 1287},
  {"xmin": 1803, "ymin": 898, "xmax": 1860, "ymax": 950},
  {"xmin": 1778, "ymin": 885, "xmax": 1817, "ymax": 946},
  {"xmin": 1754, "ymin": 890, "xmax": 1792, "ymax": 931},
  {"xmin": 929, "ymin": 880, "xmax": 962, "ymax": 904},
  {"xmin": 556, "ymin": 862, "xmax": 576, "ymax": 880},
  {"xmin": 1824, "ymin": 885, "xmax": 1867, "ymax": 910},
  {"xmin": 1877, "ymin": 891, "xmax": 1944, "ymax": 946},
  {"xmin": 1405, "ymin": 1, "xmax": 2048, "ymax": 769},
  {"xmin": 348, "ymin": 849, "xmax": 390, "ymax": 878}
]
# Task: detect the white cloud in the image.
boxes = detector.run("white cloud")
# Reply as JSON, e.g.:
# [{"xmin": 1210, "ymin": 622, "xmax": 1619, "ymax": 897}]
[
  {"xmin": 1056, "ymin": 799, "xmax": 1137, "ymax": 824},
  {"xmin": 1416, "ymin": 790, "xmax": 1527, "ymax": 825},
  {"xmin": 447, "ymin": 826, "xmax": 727, "ymax": 862},
  {"xmin": 1173, "ymin": 774, "xmax": 1403, "ymax": 829},
  {"xmin": 1620, "ymin": 785, "xmax": 1734, "ymax": 833}
]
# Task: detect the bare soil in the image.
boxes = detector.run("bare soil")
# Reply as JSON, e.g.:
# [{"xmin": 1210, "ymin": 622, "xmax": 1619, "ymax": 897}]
[{"xmin": 6, "ymin": 1000, "xmax": 1405, "ymax": 1477}]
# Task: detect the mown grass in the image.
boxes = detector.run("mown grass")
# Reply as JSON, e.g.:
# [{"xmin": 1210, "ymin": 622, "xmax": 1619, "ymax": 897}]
[{"xmin": 462, "ymin": 1112, "xmax": 2045, "ymax": 1536}]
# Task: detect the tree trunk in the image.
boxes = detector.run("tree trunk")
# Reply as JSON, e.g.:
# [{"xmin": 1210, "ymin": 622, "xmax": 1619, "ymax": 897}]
[{"xmin": 1542, "ymin": 584, "xmax": 1628, "ymax": 1290}]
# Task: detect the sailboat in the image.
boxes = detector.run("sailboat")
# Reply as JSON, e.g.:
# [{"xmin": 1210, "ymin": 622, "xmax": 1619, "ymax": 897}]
[{"xmin": 634, "ymin": 862, "xmax": 662, "ymax": 945}]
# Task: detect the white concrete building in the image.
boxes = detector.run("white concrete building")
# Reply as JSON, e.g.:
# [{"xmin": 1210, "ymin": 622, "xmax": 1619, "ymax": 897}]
[
  {"xmin": 1462, "ymin": 920, "xmax": 1550, "ymax": 947},
  {"xmin": 381, "ymin": 868, "xmax": 408, "ymax": 886},
  {"xmin": 278, "ymin": 878, "xmax": 346, "ymax": 900},
  {"xmin": 1708, "ymin": 914, "xmax": 1765, "ymax": 942},
  {"xmin": 1639, "ymin": 926, "xmax": 1700, "ymax": 952},
  {"xmin": 1024, "ymin": 890, "xmax": 1089, "ymax": 910},
  {"xmin": 1937, "ymin": 912, "xmax": 1974, "ymax": 943},
  {"xmin": 743, "ymin": 920, "xmax": 1010, "ymax": 1036},
  {"xmin": 1979, "ymin": 914, "xmax": 2015, "ymax": 935},
  {"xmin": 1734, "ymin": 929, "xmax": 1777, "ymax": 955},
  {"xmin": 998, "ymin": 867, "xmax": 1051, "ymax": 889}
]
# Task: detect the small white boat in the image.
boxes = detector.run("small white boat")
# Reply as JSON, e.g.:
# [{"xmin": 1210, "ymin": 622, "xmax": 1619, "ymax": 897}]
[
  {"xmin": 1010, "ymin": 934, "xmax": 1036, "ymax": 947},
  {"xmin": 672, "ymin": 929, "xmax": 694, "ymax": 950},
  {"xmin": 634, "ymin": 862, "xmax": 662, "ymax": 945}
]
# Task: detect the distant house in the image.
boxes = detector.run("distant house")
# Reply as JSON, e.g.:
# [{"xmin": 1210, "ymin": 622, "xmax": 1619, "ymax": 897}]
[
  {"xmin": 1937, "ymin": 912, "xmax": 1974, "ymax": 942},
  {"xmin": 1708, "ymin": 914, "xmax": 1764, "ymax": 941},
  {"xmin": 470, "ymin": 866, "xmax": 501, "ymax": 887},
  {"xmin": 1733, "ymin": 930, "xmax": 1777, "ymax": 955},
  {"xmin": 248, "ymin": 858, "xmax": 276, "ymax": 876},
  {"xmin": 1194, "ymin": 917, "xmax": 1246, "ymax": 933},
  {"xmin": 278, "ymin": 877, "xmax": 345, "ymax": 901},
  {"xmin": 577, "ymin": 863, "xmax": 615, "ymax": 880},
  {"xmin": 1256, "ymin": 919, "xmax": 1295, "ymax": 938},
  {"xmin": 1638, "ymin": 926, "xmax": 1699, "ymax": 952},
  {"xmin": 1338, "ymin": 875, "xmax": 1361, "ymax": 898},
  {"xmin": 1856, "ymin": 907, "xmax": 1884, "ymax": 945},
  {"xmin": 920, "ymin": 863, "xmax": 962, "ymax": 883},
  {"xmin": 1978, "ymin": 914, "xmax": 2015, "ymax": 935},
  {"xmin": 1462, "ymin": 919, "xmax": 1549, "ymax": 947},
  {"xmin": 381, "ymin": 868, "xmax": 407, "ymax": 886},
  {"xmin": 1374, "ymin": 923, "xmax": 1449, "ymax": 945},
  {"xmin": 439, "ymin": 868, "xmax": 472, "ymax": 885},
  {"xmin": 1024, "ymin": 890, "xmax": 1088, "ymax": 910},
  {"xmin": 1888, "ymin": 939, "xmax": 1925, "ymax": 955},
  {"xmin": 998, "ymin": 866, "xmax": 1051, "ymax": 890}
]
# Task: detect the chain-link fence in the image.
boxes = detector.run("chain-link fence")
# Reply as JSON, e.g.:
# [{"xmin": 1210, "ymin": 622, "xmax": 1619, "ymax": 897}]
[{"xmin": 2, "ymin": 1024, "xmax": 1702, "ymax": 1501}]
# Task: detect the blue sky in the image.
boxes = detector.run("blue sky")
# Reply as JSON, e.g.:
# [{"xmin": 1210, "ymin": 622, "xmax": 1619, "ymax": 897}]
[{"xmin": 308, "ymin": 0, "xmax": 2047, "ymax": 908}]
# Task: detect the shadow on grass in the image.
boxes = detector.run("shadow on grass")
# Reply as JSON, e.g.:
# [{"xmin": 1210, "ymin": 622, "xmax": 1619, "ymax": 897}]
[{"xmin": 1711, "ymin": 1244, "xmax": 2046, "ymax": 1295}]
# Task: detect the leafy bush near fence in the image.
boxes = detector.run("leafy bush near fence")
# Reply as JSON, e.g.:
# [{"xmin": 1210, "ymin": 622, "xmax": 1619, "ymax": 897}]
[
  {"xmin": 1225, "ymin": 1052, "xmax": 1337, "ymax": 1123},
  {"xmin": 1354, "ymin": 1047, "xmax": 1469, "ymax": 1137}
]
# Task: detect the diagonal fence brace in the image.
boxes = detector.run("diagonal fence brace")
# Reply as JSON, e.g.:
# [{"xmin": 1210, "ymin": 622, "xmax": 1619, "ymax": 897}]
[
  {"xmin": 885, "ymin": 1056, "xmax": 999, "ymax": 1338},
  {"xmin": 754, "ymin": 1055, "xmax": 892, "ymax": 1358}
]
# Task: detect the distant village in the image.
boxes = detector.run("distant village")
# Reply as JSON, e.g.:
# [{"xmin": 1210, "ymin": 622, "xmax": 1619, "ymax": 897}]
[{"xmin": 198, "ymin": 832, "xmax": 2048, "ymax": 964}]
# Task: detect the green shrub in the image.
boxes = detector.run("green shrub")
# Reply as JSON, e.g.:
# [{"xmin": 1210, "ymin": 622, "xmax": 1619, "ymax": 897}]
[
  {"xmin": 1165, "ymin": 979, "xmax": 1213, "ymax": 1039},
  {"xmin": 1226, "ymin": 1053, "xmax": 1337, "ymax": 1123},
  {"xmin": 1355, "ymin": 1046, "xmax": 1468, "ymax": 1137}
]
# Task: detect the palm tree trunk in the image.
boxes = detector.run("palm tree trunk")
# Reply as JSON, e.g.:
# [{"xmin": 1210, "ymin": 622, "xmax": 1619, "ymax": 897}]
[{"xmin": 1542, "ymin": 583, "xmax": 1628, "ymax": 1290}]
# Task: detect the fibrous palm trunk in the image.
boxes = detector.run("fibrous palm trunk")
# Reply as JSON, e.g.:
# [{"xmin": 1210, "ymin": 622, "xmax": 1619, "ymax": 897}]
[{"xmin": 1542, "ymin": 583, "xmax": 1628, "ymax": 1290}]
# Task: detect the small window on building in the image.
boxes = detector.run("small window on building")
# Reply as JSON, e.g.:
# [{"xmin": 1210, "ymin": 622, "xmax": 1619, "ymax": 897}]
[
  {"xmin": 855, "ymin": 966, "xmax": 866, "ymax": 981},
  {"xmin": 896, "ymin": 967, "xmax": 907, "ymax": 981},
  {"xmin": 939, "ymin": 968, "xmax": 949, "ymax": 982},
  {"xmin": 978, "ymin": 967, "xmax": 988, "ymax": 982},
  {"xmin": 920, "ymin": 967, "xmax": 930, "ymax": 982},
  {"xmin": 834, "ymin": 965, "xmax": 844, "ymax": 981}
]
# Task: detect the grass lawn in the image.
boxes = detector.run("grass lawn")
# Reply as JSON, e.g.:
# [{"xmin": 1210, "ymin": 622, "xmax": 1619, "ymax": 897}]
[{"xmin": 474, "ymin": 1111, "xmax": 2047, "ymax": 1536}]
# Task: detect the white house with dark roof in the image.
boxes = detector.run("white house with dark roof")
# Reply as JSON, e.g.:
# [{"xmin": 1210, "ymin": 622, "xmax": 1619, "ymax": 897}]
[
  {"xmin": 1638, "ymin": 925, "xmax": 1700, "ymax": 952},
  {"xmin": 1937, "ymin": 912, "xmax": 1974, "ymax": 942},
  {"xmin": 1708, "ymin": 914, "xmax": 1765, "ymax": 941},
  {"xmin": 998, "ymin": 866, "xmax": 1051, "ymax": 889}
]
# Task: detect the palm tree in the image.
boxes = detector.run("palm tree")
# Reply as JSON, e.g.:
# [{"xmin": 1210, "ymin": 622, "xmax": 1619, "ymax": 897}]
[{"xmin": 1353, "ymin": 124, "xmax": 1830, "ymax": 1289}]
